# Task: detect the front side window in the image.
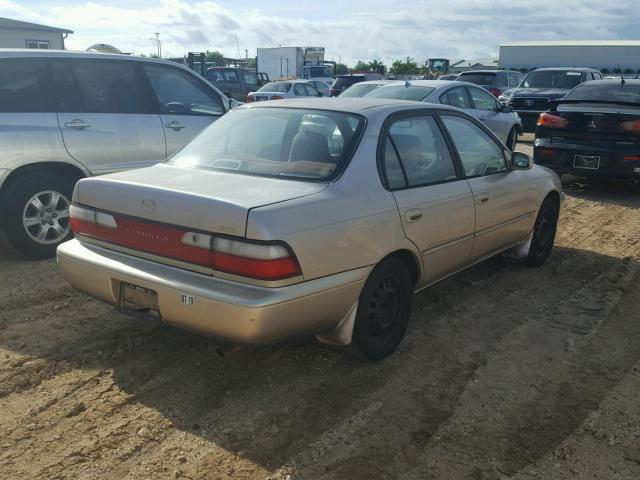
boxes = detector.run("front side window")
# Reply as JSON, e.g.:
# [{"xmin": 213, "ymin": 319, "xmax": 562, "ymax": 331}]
[
  {"xmin": 441, "ymin": 115, "xmax": 508, "ymax": 177},
  {"xmin": 468, "ymin": 87, "xmax": 499, "ymax": 111},
  {"xmin": 144, "ymin": 64, "xmax": 224, "ymax": 116},
  {"xmin": 0, "ymin": 58, "xmax": 52, "ymax": 112},
  {"xmin": 382, "ymin": 116, "xmax": 457, "ymax": 189},
  {"xmin": 169, "ymin": 108, "xmax": 365, "ymax": 181},
  {"xmin": 439, "ymin": 86, "xmax": 471, "ymax": 109},
  {"xmin": 242, "ymin": 71, "xmax": 258, "ymax": 87},
  {"xmin": 293, "ymin": 83, "xmax": 308, "ymax": 96},
  {"xmin": 53, "ymin": 59, "xmax": 148, "ymax": 114}
]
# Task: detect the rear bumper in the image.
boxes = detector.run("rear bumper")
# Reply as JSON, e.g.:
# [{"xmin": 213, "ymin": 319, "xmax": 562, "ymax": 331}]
[
  {"xmin": 57, "ymin": 239, "xmax": 369, "ymax": 344},
  {"xmin": 533, "ymin": 138, "xmax": 640, "ymax": 179}
]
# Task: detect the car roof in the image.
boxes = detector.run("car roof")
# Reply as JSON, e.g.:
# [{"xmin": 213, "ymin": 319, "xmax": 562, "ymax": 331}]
[
  {"xmin": 0, "ymin": 48, "xmax": 186, "ymax": 67},
  {"xmin": 241, "ymin": 97, "xmax": 460, "ymax": 115},
  {"xmin": 349, "ymin": 80, "xmax": 397, "ymax": 85},
  {"xmin": 458, "ymin": 70, "xmax": 519, "ymax": 74},
  {"xmin": 376, "ymin": 79, "xmax": 476, "ymax": 88},
  {"xmin": 530, "ymin": 67, "xmax": 600, "ymax": 72},
  {"xmin": 581, "ymin": 79, "xmax": 640, "ymax": 85}
]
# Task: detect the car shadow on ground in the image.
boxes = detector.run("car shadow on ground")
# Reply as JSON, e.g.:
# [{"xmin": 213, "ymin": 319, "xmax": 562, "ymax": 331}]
[
  {"xmin": 562, "ymin": 177, "xmax": 640, "ymax": 208},
  {"xmin": 2, "ymin": 245, "xmax": 639, "ymax": 477}
]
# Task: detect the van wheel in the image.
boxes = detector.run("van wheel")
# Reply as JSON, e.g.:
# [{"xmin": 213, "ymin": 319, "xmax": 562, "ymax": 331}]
[
  {"xmin": 1, "ymin": 171, "xmax": 76, "ymax": 259},
  {"xmin": 350, "ymin": 258, "xmax": 413, "ymax": 361},
  {"xmin": 506, "ymin": 127, "xmax": 518, "ymax": 151},
  {"xmin": 526, "ymin": 197, "xmax": 559, "ymax": 267}
]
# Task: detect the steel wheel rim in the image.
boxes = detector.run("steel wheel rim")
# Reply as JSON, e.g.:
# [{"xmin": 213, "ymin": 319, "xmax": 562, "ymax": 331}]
[
  {"xmin": 368, "ymin": 277, "xmax": 401, "ymax": 342},
  {"xmin": 533, "ymin": 210, "xmax": 552, "ymax": 256},
  {"xmin": 22, "ymin": 190, "xmax": 71, "ymax": 245}
]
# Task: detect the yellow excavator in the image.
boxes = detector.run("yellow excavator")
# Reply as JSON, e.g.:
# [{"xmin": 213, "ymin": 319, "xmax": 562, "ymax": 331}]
[{"xmin": 424, "ymin": 58, "xmax": 450, "ymax": 79}]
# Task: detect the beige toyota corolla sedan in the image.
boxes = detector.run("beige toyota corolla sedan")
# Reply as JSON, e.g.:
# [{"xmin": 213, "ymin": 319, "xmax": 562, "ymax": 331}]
[{"xmin": 57, "ymin": 98, "xmax": 562, "ymax": 360}]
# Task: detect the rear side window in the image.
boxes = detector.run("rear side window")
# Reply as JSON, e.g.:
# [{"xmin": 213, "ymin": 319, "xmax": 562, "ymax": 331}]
[
  {"xmin": 382, "ymin": 116, "xmax": 457, "ymax": 189},
  {"xmin": 52, "ymin": 59, "xmax": 148, "ymax": 114},
  {"xmin": 242, "ymin": 71, "xmax": 258, "ymax": 87},
  {"xmin": 468, "ymin": 87, "xmax": 499, "ymax": 111},
  {"xmin": 0, "ymin": 58, "xmax": 52, "ymax": 112},
  {"xmin": 439, "ymin": 86, "xmax": 471, "ymax": 109},
  {"xmin": 507, "ymin": 72, "xmax": 520, "ymax": 87},
  {"xmin": 332, "ymin": 76, "xmax": 363, "ymax": 89}
]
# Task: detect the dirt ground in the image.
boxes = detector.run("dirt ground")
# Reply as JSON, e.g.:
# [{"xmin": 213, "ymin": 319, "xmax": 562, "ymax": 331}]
[{"xmin": 1, "ymin": 142, "xmax": 640, "ymax": 480}]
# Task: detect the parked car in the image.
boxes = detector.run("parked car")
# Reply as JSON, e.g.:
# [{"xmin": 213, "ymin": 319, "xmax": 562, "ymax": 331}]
[
  {"xmin": 364, "ymin": 80, "xmax": 522, "ymax": 149},
  {"xmin": 307, "ymin": 79, "xmax": 332, "ymax": 97},
  {"xmin": 438, "ymin": 74, "xmax": 459, "ymax": 81},
  {"xmin": 204, "ymin": 67, "xmax": 266, "ymax": 102},
  {"xmin": 456, "ymin": 70, "xmax": 522, "ymax": 98},
  {"xmin": 246, "ymin": 80, "xmax": 321, "ymax": 102},
  {"xmin": 0, "ymin": 49, "xmax": 234, "ymax": 259},
  {"xmin": 534, "ymin": 79, "xmax": 640, "ymax": 182},
  {"xmin": 57, "ymin": 98, "xmax": 561, "ymax": 360},
  {"xmin": 498, "ymin": 67, "xmax": 603, "ymax": 133},
  {"xmin": 338, "ymin": 80, "xmax": 396, "ymax": 97},
  {"xmin": 329, "ymin": 73, "xmax": 384, "ymax": 96}
]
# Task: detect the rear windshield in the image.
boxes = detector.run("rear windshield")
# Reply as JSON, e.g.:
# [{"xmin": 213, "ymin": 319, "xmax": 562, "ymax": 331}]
[
  {"xmin": 332, "ymin": 76, "xmax": 365, "ymax": 89},
  {"xmin": 458, "ymin": 73, "xmax": 496, "ymax": 85},
  {"xmin": 339, "ymin": 83, "xmax": 385, "ymax": 97},
  {"xmin": 258, "ymin": 82, "xmax": 291, "ymax": 93},
  {"xmin": 364, "ymin": 85, "xmax": 435, "ymax": 101},
  {"xmin": 169, "ymin": 107, "xmax": 365, "ymax": 181},
  {"xmin": 520, "ymin": 70, "xmax": 585, "ymax": 89},
  {"xmin": 564, "ymin": 82, "xmax": 640, "ymax": 103}
]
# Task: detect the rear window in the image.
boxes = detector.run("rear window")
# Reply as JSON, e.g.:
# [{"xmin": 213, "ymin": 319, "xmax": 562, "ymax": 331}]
[
  {"xmin": 169, "ymin": 107, "xmax": 365, "ymax": 181},
  {"xmin": 258, "ymin": 82, "xmax": 291, "ymax": 93},
  {"xmin": 332, "ymin": 76, "xmax": 365, "ymax": 89},
  {"xmin": 0, "ymin": 58, "xmax": 52, "ymax": 112},
  {"xmin": 520, "ymin": 70, "xmax": 586, "ymax": 89},
  {"xmin": 564, "ymin": 83, "xmax": 640, "ymax": 104},
  {"xmin": 339, "ymin": 83, "xmax": 384, "ymax": 97},
  {"xmin": 457, "ymin": 73, "xmax": 496, "ymax": 85},
  {"xmin": 364, "ymin": 85, "xmax": 435, "ymax": 101}
]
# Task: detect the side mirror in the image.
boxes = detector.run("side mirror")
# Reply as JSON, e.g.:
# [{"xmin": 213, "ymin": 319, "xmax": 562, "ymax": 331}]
[
  {"xmin": 512, "ymin": 151, "xmax": 532, "ymax": 169},
  {"xmin": 501, "ymin": 104, "xmax": 514, "ymax": 113}
]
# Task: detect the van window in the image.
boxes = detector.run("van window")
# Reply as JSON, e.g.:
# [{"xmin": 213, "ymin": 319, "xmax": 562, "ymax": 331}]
[
  {"xmin": 0, "ymin": 59, "xmax": 52, "ymax": 112},
  {"xmin": 52, "ymin": 59, "xmax": 149, "ymax": 114}
]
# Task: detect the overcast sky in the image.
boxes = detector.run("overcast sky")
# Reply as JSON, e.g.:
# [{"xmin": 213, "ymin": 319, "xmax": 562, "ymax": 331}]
[{"xmin": 2, "ymin": 0, "xmax": 639, "ymax": 65}]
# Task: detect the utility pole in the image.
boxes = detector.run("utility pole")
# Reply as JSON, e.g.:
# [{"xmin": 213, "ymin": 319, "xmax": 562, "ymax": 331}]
[{"xmin": 151, "ymin": 32, "xmax": 161, "ymax": 58}]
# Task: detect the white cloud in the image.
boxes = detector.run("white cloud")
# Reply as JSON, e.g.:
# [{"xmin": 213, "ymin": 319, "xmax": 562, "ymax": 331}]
[{"xmin": 1, "ymin": 0, "xmax": 638, "ymax": 66}]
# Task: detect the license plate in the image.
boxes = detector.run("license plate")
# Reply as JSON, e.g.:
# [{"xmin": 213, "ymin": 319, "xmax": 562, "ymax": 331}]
[
  {"xmin": 574, "ymin": 155, "xmax": 600, "ymax": 170},
  {"xmin": 119, "ymin": 283, "xmax": 160, "ymax": 320}
]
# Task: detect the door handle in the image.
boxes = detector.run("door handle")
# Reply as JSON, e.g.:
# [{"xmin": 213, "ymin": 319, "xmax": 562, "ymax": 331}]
[
  {"xmin": 64, "ymin": 119, "xmax": 91, "ymax": 130},
  {"xmin": 477, "ymin": 194, "xmax": 490, "ymax": 205},
  {"xmin": 164, "ymin": 121, "xmax": 186, "ymax": 131},
  {"xmin": 405, "ymin": 209, "xmax": 423, "ymax": 223}
]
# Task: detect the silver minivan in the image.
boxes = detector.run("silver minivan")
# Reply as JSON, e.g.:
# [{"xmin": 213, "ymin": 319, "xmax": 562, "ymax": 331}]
[{"xmin": 0, "ymin": 49, "xmax": 233, "ymax": 259}]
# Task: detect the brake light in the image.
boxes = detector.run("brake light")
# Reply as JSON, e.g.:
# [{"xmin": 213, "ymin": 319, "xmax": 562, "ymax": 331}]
[
  {"xmin": 71, "ymin": 205, "xmax": 301, "ymax": 280},
  {"xmin": 270, "ymin": 95, "xmax": 284, "ymax": 100},
  {"xmin": 620, "ymin": 120, "xmax": 640, "ymax": 131},
  {"xmin": 330, "ymin": 88, "xmax": 338, "ymax": 96},
  {"xmin": 244, "ymin": 95, "xmax": 254, "ymax": 103},
  {"xmin": 623, "ymin": 155, "xmax": 640, "ymax": 162},
  {"xmin": 539, "ymin": 148, "xmax": 556, "ymax": 157},
  {"xmin": 488, "ymin": 87, "xmax": 503, "ymax": 98},
  {"xmin": 537, "ymin": 113, "xmax": 568, "ymax": 128}
]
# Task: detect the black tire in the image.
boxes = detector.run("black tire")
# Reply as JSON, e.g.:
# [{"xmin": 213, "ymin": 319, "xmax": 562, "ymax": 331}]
[
  {"xmin": 506, "ymin": 127, "xmax": 518, "ymax": 152},
  {"xmin": 526, "ymin": 196, "xmax": 559, "ymax": 267},
  {"xmin": 351, "ymin": 258, "xmax": 413, "ymax": 361},
  {"xmin": 1, "ymin": 170, "xmax": 77, "ymax": 259}
]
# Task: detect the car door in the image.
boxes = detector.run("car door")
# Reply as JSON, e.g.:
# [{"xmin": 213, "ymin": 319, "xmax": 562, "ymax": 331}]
[
  {"xmin": 293, "ymin": 83, "xmax": 309, "ymax": 97},
  {"xmin": 439, "ymin": 112, "xmax": 536, "ymax": 260},
  {"xmin": 52, "ymin": 58, "xmax": 166, "ymax": 175},
  {"xmin": 142, "ymin": 63, "xmax": 226, "ymax": 156},
  {"xmin": 380, "ymin": 113, "xmax": 475, "ymax": 284},
  {"xmin": 466, "ymin": 86, "xmax": 509, "ymax": 142},
  {"xmin": 437, "ymin": 85, "xmax": 476, "ymax": 118}
]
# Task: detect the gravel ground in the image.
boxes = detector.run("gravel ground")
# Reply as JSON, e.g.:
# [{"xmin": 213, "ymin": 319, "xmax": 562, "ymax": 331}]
[{"xmin": 1, "ymin": 142, "xmax": 640, "ymax": 480}]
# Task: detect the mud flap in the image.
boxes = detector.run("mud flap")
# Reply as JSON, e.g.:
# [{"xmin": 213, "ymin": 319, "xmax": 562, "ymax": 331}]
[{"xmin": 315, "ymin": 301, "xmax": 358, "ymax": 347}]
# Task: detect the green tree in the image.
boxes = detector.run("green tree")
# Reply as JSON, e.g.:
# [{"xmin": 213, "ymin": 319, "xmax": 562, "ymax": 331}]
[
  {"xmin": 390, "ymin": 57, "xmax": 419, "ymax": 75},
  {"xmin": 353, "ymin": 60, "xmax": 370, "ymax": 71},
  {"xmin": 206, "ymin": 50, "xmax": 225, "ymax": 66},
  {"xmin": 623, "ymin": 68, "xmax": 635, "ymax": 75},
  {"xmin": 601, "ymin": 68, "xmax": 610, "ymax": 75},
  {"xmin": 368, "ymin": 59, "xmax": 386, "ymax": 74},
  {"xmin": 334, "ymin": 63, "xmax": 349, "ymax": 75}
]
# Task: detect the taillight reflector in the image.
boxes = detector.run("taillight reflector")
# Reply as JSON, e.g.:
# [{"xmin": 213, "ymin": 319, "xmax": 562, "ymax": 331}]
[
  {"xmin": 70, "ymin": 205, "xmax": 301, "ymax": 280},
  {"xmin": 623, "ymin": 155, "xmax": 640, "ymax": 162},
  {"xmin": 537, "ymin": 113, "xmax": 568, "ymax": 128},
  {"xmin": 270, "ymin": 95, "xmax": 284, "ymax": 100},
  {"xmin": 244, "ymin": 95, "xmax": 254, "ymax": 103},
  {"xmin": 620, "ymin": 120, "xmax": 640, "ymax": 132}
]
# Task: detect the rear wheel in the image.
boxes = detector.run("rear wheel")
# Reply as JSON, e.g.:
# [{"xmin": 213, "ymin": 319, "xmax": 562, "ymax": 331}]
[
  {"xmin": 351, "ymin": 258, "xmax": 413, "ymax": 361},
  {"xmin": 526, "ymin": 197, "xmax": 559, "ymax": 267},
  {"xmin": 1, "ymin": 171, "xmax": 76, "ymax": 259}
]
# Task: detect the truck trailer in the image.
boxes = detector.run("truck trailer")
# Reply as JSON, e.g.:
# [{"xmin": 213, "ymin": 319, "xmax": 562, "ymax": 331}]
[{"xmin": 256, "ymin": 47, "xmax": 334, "ymax": 82}]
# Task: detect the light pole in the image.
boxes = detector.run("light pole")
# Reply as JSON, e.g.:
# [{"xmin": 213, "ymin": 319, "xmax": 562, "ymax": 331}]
[{"xmin": 150, "ymin": 32, "xmax": 161, "ymax": 58}]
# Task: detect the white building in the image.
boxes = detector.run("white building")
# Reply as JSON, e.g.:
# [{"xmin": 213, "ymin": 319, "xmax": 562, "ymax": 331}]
[
  {"xmin": 449, "ymin": 57, "xmax": 499, "ymax": 74},
  {"xmin": 500, "ymin": 41, "xmax": 640, "ymax": 71},
  {"xmin": 0, "ymin": 17, "xmax": 73, "ymax": 50}
]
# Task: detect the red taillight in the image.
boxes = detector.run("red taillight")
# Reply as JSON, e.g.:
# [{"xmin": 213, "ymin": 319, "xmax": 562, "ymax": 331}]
[
  {"xmin": 244, "ymin": 95, "xmax": 254, "ymax": 103},
  {"xmin": 270, "ymin": 95, "xmax": 284, "ymax": 100},
  {"xmin": 623, "ymin": 155, "xmax": 640, "ymax": 162},
  {"xmin": 330, "ymin": 88, "xmax": 338, "ymax": 96},
  {"xmin": 71, "ymin": 205, "xmax": 301, "ymax": 280},
  {"xmin": 620, "ymin": 120, "xmax": 640, "ymax": 132},
  {"xmin": 488, "ymin": 87, "xmax": 503, "ymax": 98},
  {"xmin": 537, "ymin": 113, "xmax": 568, "ymax": 129},
  {"xmin": 539, "ymin": 148, "xmax": 556, "ymax": 157}
]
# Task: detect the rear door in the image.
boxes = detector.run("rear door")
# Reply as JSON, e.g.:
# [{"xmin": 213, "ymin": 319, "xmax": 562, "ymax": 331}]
[
  {"xmin": 142, "ymin": 63, "xmax": 226, "ymax": 156},
  {"xmin": 52, "ymin": 58, "xmax": 165, "ymax": 175},
  {"xmin": 439, "ymin": 113, "xmax": 536, "ymax": 259},
  {"xmin": 380, "ymin": 112, "xmax": 475, "ymax": 283},
  {"xmin": 438, "ymin": 85, "xmax": 477, "ymax": 118},
  {"xmin": 466, "ymin": 86, "xmax": 509, "ymax": 142}
]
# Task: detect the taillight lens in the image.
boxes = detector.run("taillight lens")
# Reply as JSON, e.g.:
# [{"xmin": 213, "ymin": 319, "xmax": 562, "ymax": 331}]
[
  {"xmin": 623, "ymin": 155, "xmax": 640, "ymax": 162},
  {"xmin": 488, "ymin": 87, "xmax": 503, "ymax": 98},
  {"xmin": 244, "ymin": 95, "xmax": 254, "ymax": 103},
  {"xmin": 620, "ymin": 120, "xmax": 640, "ymax": 131},
  {"xmin": 270, "ymin": 95, "xmax": 284, "ymax": 100},
  {"xmin": 537, "ymin": 113, "xmax": 568, "ymax": 128},
  {"xmin": 71, "ymin": 205, "xmax": 301, "ymax": 280},
  {"xmin": 330, "ymin": 88, "xmax": 338, "ymax": 96}
]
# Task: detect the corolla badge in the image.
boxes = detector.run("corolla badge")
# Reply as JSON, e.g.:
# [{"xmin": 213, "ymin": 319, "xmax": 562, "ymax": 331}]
[{"xmin": 141, "ymin": 199, "xmax": 156, "ymax": 213}]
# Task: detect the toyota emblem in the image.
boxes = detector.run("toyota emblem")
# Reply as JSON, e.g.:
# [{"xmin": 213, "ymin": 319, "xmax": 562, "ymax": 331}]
[
  {"xmin": 525, "ymin": 99, "xmax": 534, "ymax": 106},
  {"xmin": 141, "ymin": 199, "xmax": 156, "ymax": 213}
]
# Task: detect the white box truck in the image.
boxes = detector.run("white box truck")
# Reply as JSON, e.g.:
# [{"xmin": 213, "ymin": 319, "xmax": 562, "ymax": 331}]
[{"xmin": 256, "ymin": 47, "xmax": 334, "ymax": 82}]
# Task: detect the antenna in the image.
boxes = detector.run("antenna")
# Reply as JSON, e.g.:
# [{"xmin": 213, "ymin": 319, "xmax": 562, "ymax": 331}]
[{"xmin": 618, "ymin": 64, "xmax": 625, "ymax": 86}]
